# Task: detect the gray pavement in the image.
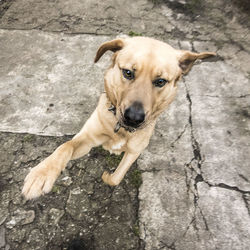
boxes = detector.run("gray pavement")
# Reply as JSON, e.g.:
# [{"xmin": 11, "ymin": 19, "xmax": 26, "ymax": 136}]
[{"xmin": 0, "ymin": 0, "xmax": 250, "ymax": 249}]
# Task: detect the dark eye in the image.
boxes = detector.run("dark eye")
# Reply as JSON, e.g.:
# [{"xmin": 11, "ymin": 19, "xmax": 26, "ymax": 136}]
[
  {"xmin": 122, "ymin": 69, "xmax": 135, "ymax": 80},
  {"xmin": 153, "ymin": 78, "xmax": 168, "ymax": 88}
]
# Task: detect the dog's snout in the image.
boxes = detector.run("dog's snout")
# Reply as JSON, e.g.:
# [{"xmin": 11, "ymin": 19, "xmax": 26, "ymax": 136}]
[{"xmin": 124, "ymin": 102, "xmax": 145, "ymax": 127}]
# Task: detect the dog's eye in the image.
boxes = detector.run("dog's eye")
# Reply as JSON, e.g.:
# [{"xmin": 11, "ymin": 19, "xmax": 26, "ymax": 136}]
[
  {"xmin": 153, "ymin": 78, "xmax": 168, "ymax": 88},
  {"xmin": 122, "ymin": 69, "xmax": 135, "ymax": 80}
]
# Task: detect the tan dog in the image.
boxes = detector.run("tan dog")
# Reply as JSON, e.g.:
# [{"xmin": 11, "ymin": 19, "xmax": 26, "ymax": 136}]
[{"xmin": 22, "ymin": 37, "xmax": 215, "ymax": 199}]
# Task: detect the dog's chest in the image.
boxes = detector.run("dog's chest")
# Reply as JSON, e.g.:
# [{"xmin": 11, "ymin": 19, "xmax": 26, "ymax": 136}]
[
  {"xmin": 111, "ymin": 140, "xmax": 126, "ymax": 150},
  {"xmin": 102, "ymin": 138, "xmax": 126, "ymax": 155}
]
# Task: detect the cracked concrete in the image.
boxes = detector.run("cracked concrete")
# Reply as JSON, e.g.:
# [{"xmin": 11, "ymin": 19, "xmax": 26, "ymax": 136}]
[
  {"xmin": 0, "ymin": 0, "xmax": 250, "ymax": 249},
  {"xmin": 139, "ymin": 56, "xmax": 250, "ymax": 249},
  {"xmin": 0, "ymin": 29, "xmax": 112, "ymax": 136}
]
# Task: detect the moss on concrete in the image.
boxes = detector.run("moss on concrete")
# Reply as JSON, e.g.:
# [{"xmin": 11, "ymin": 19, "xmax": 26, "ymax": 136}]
[
  {"xmin": 129, "ymin": 169, "xmax": 142, "ymax": 189},
  {"xmin": 128, "ymin": 31, "xmax": 143, "ymax": 37}
]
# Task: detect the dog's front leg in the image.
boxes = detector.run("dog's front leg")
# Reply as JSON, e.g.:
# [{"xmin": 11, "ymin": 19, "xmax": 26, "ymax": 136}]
[
  {"xmin": 22, "ymin": 113, "xmax": 107, "ymax": 200},
  {"xmin": 102, "ymin": 152, "xmax": 140, "ymax": 186}
]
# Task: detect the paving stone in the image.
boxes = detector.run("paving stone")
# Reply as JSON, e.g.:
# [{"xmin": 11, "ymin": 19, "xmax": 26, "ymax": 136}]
[
  {"xmin": 217, "ymin": 43, "xmax": 241, "ymax": 60},
  {"xmin": 196, "ymin": 183, "xmax": 250, "ymax": 250},
  {"xmin": 0, "ymin": 29, "xmax": 111, "ymax": 136},
  {"xmin": 233, "ymin": 50, "xmax": 250, "ymax": 74},
  {"xmin": 0, "ymin": 0, "xmax": 167, "ymax": 36},
  {"xmin": 193, "ymin": 41, "xmax": 217, "ymax": 53},
  {"xmin": 138, "ymin": 60, "xmax": 250, "ymax": 249},
  {"xmin": 172, "ymin": 183, "xmax": 250, "ymax": 250},
  {"xmin": 185, "ymin": 62, "xmax": 250, "ymax": 191},
  {"xmin": 179, "ymin": 40, "xmax": 192, "ymax": 51},
  {"xmin": 139, "ymin": 170, "xmax": 195, "ymax": 250}
]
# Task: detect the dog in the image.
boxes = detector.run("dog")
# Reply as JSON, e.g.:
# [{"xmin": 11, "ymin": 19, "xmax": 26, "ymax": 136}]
[{"xmin": 22, "ymin": 37, "xmax": 215, "ymax": 199}]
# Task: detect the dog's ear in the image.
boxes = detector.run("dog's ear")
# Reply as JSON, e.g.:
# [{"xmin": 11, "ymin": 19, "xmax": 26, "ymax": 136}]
[
  {"xmin": 178, "ymin": 50, "xmax": 216, "ymax": 75},
  {"xmin": 94, "ymin": 39, "xmax": 124, "ymax": 63}
]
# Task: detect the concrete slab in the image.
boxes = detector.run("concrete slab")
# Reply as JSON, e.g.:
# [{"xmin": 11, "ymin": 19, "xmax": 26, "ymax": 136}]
[
  {"xmin": 172, "ymin": 182, "xmax": 250, "ymax": 250},
  {"xmin": 185, "ymin": 62, "xmax": 250, "ymax": 191},
  {"xmin": 0, "ymin": 29, "xmax": 111, "ymax": 136},
  {"xmin": 1, "ymin": 0, "xmax": 249, "ymax": 53},
  {"xmin": 139, "ymin": 170, "xmax": 195, "ymax": 249},
  {"xmin": 138, "ymin": 60, "xmax": 250, "ymax": 249},
  {"xmin": 0, "ymin": 0, "xmax": 169, "ymax": 36},
  {"xmin": 140, "ymin": 172, "xmax": 250, "ymax": 250}
]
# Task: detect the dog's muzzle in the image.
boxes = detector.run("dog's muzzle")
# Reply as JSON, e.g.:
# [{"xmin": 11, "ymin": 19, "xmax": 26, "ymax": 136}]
[
  {"xmin": 123, "ymin": 102, "xmax": 145, "ymax": 128},
  {"xmin": 109, "ymin": 102, "xmax": 145, "ymax": 133}
]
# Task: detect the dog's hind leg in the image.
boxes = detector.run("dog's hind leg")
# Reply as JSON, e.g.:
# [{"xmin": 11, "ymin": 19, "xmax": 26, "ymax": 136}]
[
  {"xmin": 102, "ymin": 152, "xmax": 140, "ymax": 186},
  {"xmin": 22, "ymin": 110, "xmax": 108, "ymax": 200}
]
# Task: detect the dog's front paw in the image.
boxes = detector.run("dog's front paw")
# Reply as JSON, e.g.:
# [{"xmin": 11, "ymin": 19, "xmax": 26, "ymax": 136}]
[
  {"xmin": 102, "ymin": 171, "xmax": 119, "ymax": 186},
  {"xmin": 22, "ymin": 160, "xmax": 60, "ymax": 200}
]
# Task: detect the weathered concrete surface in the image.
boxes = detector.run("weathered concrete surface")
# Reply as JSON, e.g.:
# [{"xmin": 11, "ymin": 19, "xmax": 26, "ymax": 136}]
[
  {"xmin": 185, "ymin": 61, "xmax": 250, "ymax": 191},
  {"xmin": 0, "ymin": 0, "xmax": 249, "ymax": 53},
  {"xmin": 139, "ymin": 58, "xmax": 250, "ymax": 250},
  {"xmin": 0, "ymin": 30, "xmax": 111, "ymax": 136},
  {"xmin": 0, "ymin": 0, "xmax": 250, "ymax": 249}
]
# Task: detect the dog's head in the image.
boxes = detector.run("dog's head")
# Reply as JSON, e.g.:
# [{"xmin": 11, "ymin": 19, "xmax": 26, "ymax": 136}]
[{"xmin": 95, "ymin": 37, "xmax": 215, "ymax": 132}]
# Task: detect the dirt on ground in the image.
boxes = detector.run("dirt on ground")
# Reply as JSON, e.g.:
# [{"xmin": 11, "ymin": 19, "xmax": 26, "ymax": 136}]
[{"xmin": 1, "ymin": 133, "xmax": 142, "ymax": 250}]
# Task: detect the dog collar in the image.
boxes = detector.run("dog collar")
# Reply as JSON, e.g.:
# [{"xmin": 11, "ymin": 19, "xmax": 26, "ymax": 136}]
[
  {"xmin": 108, "ymin": 103, "xmax": 136, "ymax": 133},
  {"xmin": 108, "ymin": 104, "xmax": 116, "ymax": 115}
]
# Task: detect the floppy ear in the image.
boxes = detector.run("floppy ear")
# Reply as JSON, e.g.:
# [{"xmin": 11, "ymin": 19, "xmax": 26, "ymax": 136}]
[
  {"xmin": 94, "ymin": 39, "xmax": 124, "ymax": 63},
  {"xmin": 178, "ymin": 51, "xmax": 216, "ymax": 74}
]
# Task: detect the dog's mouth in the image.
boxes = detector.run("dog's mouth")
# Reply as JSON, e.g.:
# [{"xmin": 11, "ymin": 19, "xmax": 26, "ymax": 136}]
[
  {"xmin": 114, "ymin": 120, "xmax": 138, "ymax": 133},
  {"xmin": 115, "ymin": 110, "xmax": 147, "ymax": 133},
  {"xmin": 108, "ymin": 103, "xmax": 146, "ymax": 133}
]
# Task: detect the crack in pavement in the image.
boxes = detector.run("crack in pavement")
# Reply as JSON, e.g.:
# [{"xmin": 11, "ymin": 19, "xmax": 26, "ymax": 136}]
[
  {"xmin": 242, "ymin": 194, "xmax": 250, "ymax": 216},
  {"xmin": 182, "ymin": 78, "xmax": 250, "ymax": 242},
  {"xmin": 214, "ymin": 183, "xmax": 250, "ymax": 194},
  {"xmin": 184, "ymin": 79, "xmax": 212, "ymax": 234},
  {"xmin": 159, "ymin": 241, "xmax": 176, "ymax": 250},
  {"xmin": 195, "ymin": 94, "xmax": 250, "ymax": 99},
  {"xmin": 170, "ymin": 123, "xmax": 189, "ymax": 147},
  {"xmin": 0, "ymin": 27, "xmax": 114, "ymax": 36}
]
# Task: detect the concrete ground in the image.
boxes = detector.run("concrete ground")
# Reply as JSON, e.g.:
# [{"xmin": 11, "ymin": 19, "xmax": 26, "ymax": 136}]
[{"xmin": 0, "ymin": 0, "xmax": 249, "ymax": 249}]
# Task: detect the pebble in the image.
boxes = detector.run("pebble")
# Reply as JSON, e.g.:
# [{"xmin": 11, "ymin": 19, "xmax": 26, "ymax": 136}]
[{"xmin": 6, "ymin": 209, "xmax": 35, "ymax": 229}]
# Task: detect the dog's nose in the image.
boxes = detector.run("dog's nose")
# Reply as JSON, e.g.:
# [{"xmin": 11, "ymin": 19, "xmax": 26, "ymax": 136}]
[{"xmin": 124, "ymin": 102, "xmax": 145, "ymax": 127}]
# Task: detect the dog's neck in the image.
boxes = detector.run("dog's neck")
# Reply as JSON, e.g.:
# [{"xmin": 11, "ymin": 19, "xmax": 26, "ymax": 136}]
[{"xmin": 105, "ymin": 93, "xmax": 136, "ymax": 133}]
